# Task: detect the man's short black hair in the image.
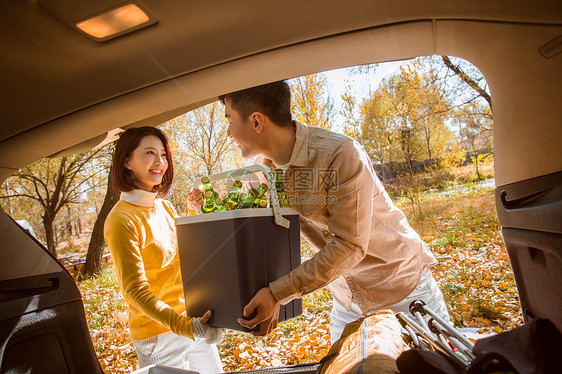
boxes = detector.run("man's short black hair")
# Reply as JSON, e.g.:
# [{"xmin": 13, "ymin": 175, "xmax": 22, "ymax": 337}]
[{"xmin": 219, "ymin": 81, "xmax": 293, "ymax": 127}]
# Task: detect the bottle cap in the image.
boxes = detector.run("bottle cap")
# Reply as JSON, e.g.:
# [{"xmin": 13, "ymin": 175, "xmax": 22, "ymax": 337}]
[{"xmin": 201, "ymin": 176, "xmax": 210, "ymax": 184}]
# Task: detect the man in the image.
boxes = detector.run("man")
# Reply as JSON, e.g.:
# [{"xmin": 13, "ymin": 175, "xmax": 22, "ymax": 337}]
[{"xmin": 189, "ymin": 81, "xmax": 449, "ymax": 342}]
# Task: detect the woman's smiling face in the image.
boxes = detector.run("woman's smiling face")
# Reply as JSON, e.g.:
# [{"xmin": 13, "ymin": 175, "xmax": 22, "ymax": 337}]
[{"xmin": 125, "ymin": 135, "xmax": 168, "ymax": 192}]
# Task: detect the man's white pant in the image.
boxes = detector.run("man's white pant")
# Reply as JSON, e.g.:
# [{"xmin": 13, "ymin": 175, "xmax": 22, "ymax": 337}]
[
  {"xmin": 330, "ymin": 268, "xmax": 450, "ymax": 344},
  {"xmin": 132, "ymin": 331, "xmax": 222, "ymax": 373}
]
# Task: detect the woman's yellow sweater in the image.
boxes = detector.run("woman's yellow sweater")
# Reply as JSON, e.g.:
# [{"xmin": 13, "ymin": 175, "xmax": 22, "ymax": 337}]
[{"xmin": 104, "ymin": 190, "xmax": 194, "ymax": 341}]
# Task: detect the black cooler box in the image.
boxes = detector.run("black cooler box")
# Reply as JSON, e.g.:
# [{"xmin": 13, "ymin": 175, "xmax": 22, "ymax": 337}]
[{"xmin": 175, "ymin": 165, "xmax": 302, "ymax": 332}]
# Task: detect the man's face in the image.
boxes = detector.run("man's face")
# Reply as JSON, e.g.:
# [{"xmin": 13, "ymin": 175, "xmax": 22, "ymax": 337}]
[{"xmin": 225, "ymin": 99, "xmax": 260, "ymax": 159}]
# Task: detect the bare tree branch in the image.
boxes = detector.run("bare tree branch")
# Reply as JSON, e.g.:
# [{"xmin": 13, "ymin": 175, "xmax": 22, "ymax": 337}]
[{"xmin": 442, "ymin": 55, "xmax": 492, "ymax": 110}]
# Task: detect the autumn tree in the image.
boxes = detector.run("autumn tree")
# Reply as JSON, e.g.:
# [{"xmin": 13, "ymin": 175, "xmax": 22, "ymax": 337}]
[
  {"xmin": 359, "ymin": 89, "xmax": 397, "ymax": 166},
  {"xmin": 1, "ymin": 148, "xmax": 105, "ymax": 256},
  {"xmin": 290, "ymin": 73, "xmax": 335, "ymax": 130},
  {"xmin": 340, "ymin": 64, "xmax": 378, "ymax": 139},
  {"xmin": 438, "ymin": 55, "xmax": 493, "ymax": 178},
  {"xmin": 367, "ymin": 68, "xmax": 423, "ymax": 175},
  {"xmin": 409, "ymin": 59, "xmax": 452, "ymax": 161},
  {"xmin": 357, "ymin": 58, "xmax": 453, "ymax": 176},
  {"xmin": 452, "ymin": 101, "xmax": 493, "ymax": 179},
  {"xmin": 341, "ymin": 83, "xmax": 360, "ymax": 139}
]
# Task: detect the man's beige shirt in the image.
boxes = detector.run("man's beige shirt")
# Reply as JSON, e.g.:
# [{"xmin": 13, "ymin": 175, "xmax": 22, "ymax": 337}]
[{"xmin": 268, "ymin": 121, "xmax": 436, "ymax": 314}]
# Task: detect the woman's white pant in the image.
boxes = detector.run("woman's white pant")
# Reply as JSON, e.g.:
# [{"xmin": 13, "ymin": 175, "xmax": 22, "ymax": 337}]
[
  {"xmin": 132, "ymin": 331, "xmax": 222, "ymax": 373},
  {"xmin": 329, "ymin": 267, "xmax": 450, "ymax": 344}
]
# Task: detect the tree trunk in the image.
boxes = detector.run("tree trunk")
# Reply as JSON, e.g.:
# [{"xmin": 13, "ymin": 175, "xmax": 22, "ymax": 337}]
[
  {"xmin": 43, "ymin": 213, "xmax": 56, "ymax": 257},
  {"xmin": 84, "ymin": 176, "xmax": 119, "ymax": 277},
  {"xmin": 405, "ymin": 154, "xmax": 414, "ymax": 178},
  {"xmin": 474, "ymin": 152, "xmax": 481, "ymax": 180}
]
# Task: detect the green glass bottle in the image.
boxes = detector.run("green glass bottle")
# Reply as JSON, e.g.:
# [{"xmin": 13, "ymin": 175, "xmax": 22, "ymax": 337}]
[
  {"xmin": 238, "ymin": 188, "xmax": 259, "ymax": 209},
  {"xmin": 224, "ymin": 201, "xmax": 235, "ymax": 211},
  {"xmin": 201, "ymin": 176, "xmax": 218, "ymax": 199},
  {"xmin": 274, "ymin": 169, "xmax": 289, "ymax": 207},
  {"xmin": 255, "ymin": 198, "xmax": 267, "ymax": 208},
  {"xmin": 202, "ymin": 190, "xmax": 216, "ymax": 214},
  {"xmin": 215, "ymin": 197, "xmax": 226, "ymax": 212},
  {"xmin": 251, "ymin": 183, "xmax": 269, "ymax": 207},
  {"xmin": 224, "ymin": 180, "xmax": 243, "ymax": 209}
]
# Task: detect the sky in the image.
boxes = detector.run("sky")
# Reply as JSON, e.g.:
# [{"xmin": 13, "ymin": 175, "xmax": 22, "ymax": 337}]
[{"xmin": 325, "ymin": 60, "xmax": 409, "ymax": 100}]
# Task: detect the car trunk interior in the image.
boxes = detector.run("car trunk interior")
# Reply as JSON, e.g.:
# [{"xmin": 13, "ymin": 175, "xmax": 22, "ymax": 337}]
[{"xmin": 0, "ymin": 1, "xmax": 561, "ymax": 372}]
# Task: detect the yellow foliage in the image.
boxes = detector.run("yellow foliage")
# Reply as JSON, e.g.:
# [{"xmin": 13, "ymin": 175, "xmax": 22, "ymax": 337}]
[
  {"xmin": 290, "ymin": 74, "xmax": 334, "ymax": 130},
  {"xmin": 441, "ymin": 141, "xmax": 466, "ymax": 168}
]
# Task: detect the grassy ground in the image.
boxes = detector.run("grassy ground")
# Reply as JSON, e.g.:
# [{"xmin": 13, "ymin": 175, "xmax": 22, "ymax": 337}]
[
  {"xmin": 80, "ymin": 267, "xmax": 136, "ymax": 373},
  {"xmin": 78, "ymin": 164, "xmax": 522, "ymax": 372},
  {"xmin": 394, "ymin": 182, "xmax": 522, "ymax": 332}
]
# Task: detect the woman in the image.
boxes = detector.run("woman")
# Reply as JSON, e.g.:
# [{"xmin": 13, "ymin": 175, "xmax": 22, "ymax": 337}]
[{"xmin": 104, "ymin": 127, "xmax": 223, "ymax": 372}]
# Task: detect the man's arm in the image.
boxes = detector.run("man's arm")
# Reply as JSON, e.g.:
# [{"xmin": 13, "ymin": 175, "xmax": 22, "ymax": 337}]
[
  {"xmin": 270, "ymin": 140, "xmax": 375, "ymax": 303},
  {"xmin": 240, "ymin": 140, "xmax": 375, "ymax": 334}
]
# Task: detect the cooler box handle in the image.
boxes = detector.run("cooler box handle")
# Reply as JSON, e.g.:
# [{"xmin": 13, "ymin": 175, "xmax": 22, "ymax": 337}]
[{"xmin": 193, "ymin": 164, "xmax": 290, "ymax": 228}]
